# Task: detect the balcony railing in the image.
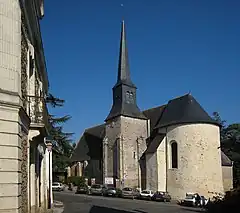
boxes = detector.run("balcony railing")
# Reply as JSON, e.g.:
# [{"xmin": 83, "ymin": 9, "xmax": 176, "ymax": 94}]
[{"xmin": 28, "ymin": 95, "xmax": 50, "ymax": 129}]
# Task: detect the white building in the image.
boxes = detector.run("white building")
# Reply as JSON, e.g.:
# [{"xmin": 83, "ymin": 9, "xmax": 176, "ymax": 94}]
[{"xmin": 0, "ymin": 1, "xmax": 52, "ymax": 212}]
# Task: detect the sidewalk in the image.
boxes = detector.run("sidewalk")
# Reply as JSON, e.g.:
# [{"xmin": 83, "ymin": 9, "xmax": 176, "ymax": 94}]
[{"xmin": 53, "ymin": 200, "xmax": 64, "ymax": 213}]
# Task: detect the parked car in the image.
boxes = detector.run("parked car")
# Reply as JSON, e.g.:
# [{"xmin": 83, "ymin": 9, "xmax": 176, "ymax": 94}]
[
  {"xmin": 76, "ymin": 184, "xmax": 89, "ymax": 194},
  {"xmin": 121, "ymin": 187, "xmax": 140, "ymax": 199},
  {"xmin": 103, "ymin": 187, "xmax": 118, "ymax": 197},
  {"xmin": 52, "ymin": 182, "xmax": 64, "ymax": 192},
  {"xmin": 182, "ymin": 193, "xmax": 197, "ymax": 206},
  {"xmin": 152, "ymin": 191, "xmax": 171, "ymax": 202},
  {"xmin": 139, "ymin": 190, "xmax": 154, "ymax": 200},
  {"xmin": 89, "ymin": 184, "xmax": 107, "ymax": 195}
]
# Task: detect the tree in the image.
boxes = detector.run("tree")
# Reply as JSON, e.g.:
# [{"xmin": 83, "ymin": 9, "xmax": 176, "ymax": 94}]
[
  {"xmin": 212, "ymin": 112, "xmax": 240, "ymax": 188},
  {"xmin": 46, "ymin": 93, "xmax": 75, "ymax": 172},
  {"xmin": 212, "ymin": 112, "xmax": 227, "ymax": 140}
]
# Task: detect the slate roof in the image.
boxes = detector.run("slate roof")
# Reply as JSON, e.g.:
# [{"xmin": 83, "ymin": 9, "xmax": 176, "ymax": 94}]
[
  {"xmin": 71, "ymin": 94, "xmax": 226, "ymax": 165},
  {"xmin": 115, "ymin": 20, "xmax": 136, "ymax": 88},
  {"xmin": 154, "ymin": 94, "xmax": 220, "ymax": 129},
  {"xmin": 144, "ymin": 133, "xmax": 165, "ymax": 154},
  {"xmin": 142, "ymin": 105, "xmax": 166, "ymax": 132},
  {"xmin": 105, "ymin": 20, "xmax": 147, "ymax": 121},
  {"xmin": 221, "ymin": 151, "xmax": 232, "ymax": 166},
  {"xmin": 70, "ymin": 124, "xmax": 105, "ymax": 162}
]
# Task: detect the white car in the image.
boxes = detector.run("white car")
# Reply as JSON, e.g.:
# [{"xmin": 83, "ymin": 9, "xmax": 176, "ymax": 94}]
[
  {"xmin": 182, "ymin": 193, "xmax": 208, "ymax": 207},
  {"xmin": 52, "ymin": 182, "xmax": 64, "ymax": 191},
  {"xmin": 182, "ymin": 193, "xmax": 196, "ymax": 206},
  {"xmin": 139, "ymin": 190, "xmax": 154, "ymax": 200}
]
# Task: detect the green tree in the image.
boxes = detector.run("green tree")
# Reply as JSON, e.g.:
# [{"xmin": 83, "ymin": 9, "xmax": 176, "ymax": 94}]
[
  {"xmin": 212, "ymin": 112, "xmax": 240, "ymax": 188},
  {"xmin": 46, "ymin": 93, "xmax": 75, "ymax": 172}
]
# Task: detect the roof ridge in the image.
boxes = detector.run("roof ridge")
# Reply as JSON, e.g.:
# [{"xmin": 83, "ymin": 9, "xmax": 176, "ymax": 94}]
[
  {"xmin": 168, "ymin": 93, "xmax": 190, "ymax": 103},
  {"xmin": 85, "ymin": 123, "xmax": 105, "ymax": 131},
  {"xmin": 142, "ymin": 104, "xmax": 166, "ymax": 112}
]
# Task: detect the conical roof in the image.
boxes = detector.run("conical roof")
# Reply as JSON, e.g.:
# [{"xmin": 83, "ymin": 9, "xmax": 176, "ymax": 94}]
[{"xmin": 155, "ymin": 94, "xmax": 220, "ymax": 129}]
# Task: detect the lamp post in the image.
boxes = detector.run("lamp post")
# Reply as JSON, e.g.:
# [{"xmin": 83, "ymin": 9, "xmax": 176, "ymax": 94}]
[{"xmin": 46, "ymin": 140, "xmax": 52, "ymax": 209}]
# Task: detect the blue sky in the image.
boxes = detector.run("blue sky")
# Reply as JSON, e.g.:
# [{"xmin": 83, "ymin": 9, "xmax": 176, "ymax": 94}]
[{"xmin": 41, "ymin": 0, "xmax": 239, "ymax": 142}]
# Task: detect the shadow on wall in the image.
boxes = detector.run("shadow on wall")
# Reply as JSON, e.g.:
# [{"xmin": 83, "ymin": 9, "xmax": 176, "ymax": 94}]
[{"xmin": 89, "ymin": 206, "xmax": 148, "ymax": 213}]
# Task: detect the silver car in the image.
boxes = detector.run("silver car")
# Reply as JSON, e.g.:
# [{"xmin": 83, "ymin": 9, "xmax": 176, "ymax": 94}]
[
  {"xmin": 52, "ymin": 182, "xmax": 64, "ymax": 192},
  {"xmin": 121, "ymin": 187, "xmax": 140, "ymax": 199},
  {"xmin": 103, "ymin": 187, "xmax": 118, "ymax": 197},
  {"xmin": 89, "ymin": 184, "xmax": 106, "ymax": 195}
]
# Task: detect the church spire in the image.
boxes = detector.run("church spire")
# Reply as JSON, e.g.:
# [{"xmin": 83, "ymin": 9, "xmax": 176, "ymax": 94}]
[
  {"xmin": 105, "ymin": 21, "xmax": 146, "ymax": 122},
  {"xmin": 115, "ymin": 20, "xmax": 135, "ymax": 87}
]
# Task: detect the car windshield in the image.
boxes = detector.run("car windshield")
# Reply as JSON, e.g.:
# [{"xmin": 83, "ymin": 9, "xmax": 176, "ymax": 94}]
[
  {"xmin": 108, "ymin": 187, "xmax": 115, "ymax": 190},
  {"xmin": 157, "ymin": 191, "xmax": 164, "ymax": 195},
  {"xmin": 91, "ymin": 185, "xmax": 101, "ymax": 189},
  {"xmin": 123, "ymin": 188, "xmax": 132, "ymax": 191},
  {"xmin": 142, "ymin": 190, "xmax": 150, "ymax": 194},
  {"xmin": 186, "ymin": 195, "xmax": 195, "ymax": 199}
]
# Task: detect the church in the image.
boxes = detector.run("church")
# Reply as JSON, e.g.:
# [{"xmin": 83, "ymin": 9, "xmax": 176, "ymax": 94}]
[{"xmin": 70, "ymin": 20, "xmax": 233, "ymax": 199}]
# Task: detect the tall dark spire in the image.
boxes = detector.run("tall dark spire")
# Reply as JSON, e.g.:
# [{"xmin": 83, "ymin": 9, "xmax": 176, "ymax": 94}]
[
  {"xmin": 105, "ymin": 21, "xmax": 146, "ymax": 121},
  {"xmin": 116, "ymin": 20, "xmax": 135, "ymax": 87}
]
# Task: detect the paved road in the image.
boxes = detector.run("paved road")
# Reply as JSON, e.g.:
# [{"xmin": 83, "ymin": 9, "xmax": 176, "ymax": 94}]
[{"xmin": 53, "ymin": 191, "xmax": 203, "ymax": 213}]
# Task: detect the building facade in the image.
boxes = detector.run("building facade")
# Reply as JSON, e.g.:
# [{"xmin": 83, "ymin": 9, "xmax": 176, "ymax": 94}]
[
  {"xmin": 0, "ymin": 1, "xmax": 52, "ymax": 213},
  {"xmin": 70, "ymin": 20, "xmax": 233, "ymax": 199}
]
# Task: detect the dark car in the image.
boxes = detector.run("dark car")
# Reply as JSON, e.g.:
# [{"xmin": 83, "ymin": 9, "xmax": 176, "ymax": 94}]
[
  {"xmin": 152, "ymin": 191, "xmax": 171, "ymax": 202},
  {"xmin": 76, "ymin": 184, "xmax": 89, "ymax": 194},
  {"xmin": 103, "ymin": 187, "xmax": 118, "ymax": 197}
]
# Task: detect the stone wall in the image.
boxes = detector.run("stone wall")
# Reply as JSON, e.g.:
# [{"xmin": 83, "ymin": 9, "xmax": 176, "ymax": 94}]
[
  {"xmin": 146, "ymin": 152, "xmax": 158, "ymax": 190},
  {"xmin": 21, "ymin": 130, "xmax": 29, "ymax": 213},
  {"xmin": 166, "ymin": 124, "xmax": 224, "ymax": 199},
  {"xmin": 105, "ymin": 117, "xmax": 121, "ymax": 180},
  {"xmin": 0, "ymin": 1, "xmax": 22, "ymax": 212},
  {"xmin": 222, "ymin": 166, "xmax": 233, "ymax": 192},
  {"xmin": 105, "ymin": 116, "xmax": 148, "ymax": 188},
  {"xmin": 157, "ymin": 138, "xmax": 167, "ymax": 191}
]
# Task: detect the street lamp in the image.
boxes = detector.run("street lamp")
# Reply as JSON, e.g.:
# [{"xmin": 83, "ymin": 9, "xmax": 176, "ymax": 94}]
[{"xmin": 45, "ymin": 138, "xmax": 52, "ymax": 209}]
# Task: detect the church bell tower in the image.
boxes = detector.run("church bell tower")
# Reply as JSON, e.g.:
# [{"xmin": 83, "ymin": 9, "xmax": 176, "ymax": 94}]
[{"xmin": 103, "ymin": 21, "xmax": 148, "ymax": 189}]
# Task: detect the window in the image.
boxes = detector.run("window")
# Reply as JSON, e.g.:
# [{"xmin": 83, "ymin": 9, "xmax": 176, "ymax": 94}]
[
  {"xmin": 171, "ymin": 141, "xmax": 178, "ymax": 168},
  {"xmin": 125, "ymin": 91, "xmax": 134, "ymax": 104}
]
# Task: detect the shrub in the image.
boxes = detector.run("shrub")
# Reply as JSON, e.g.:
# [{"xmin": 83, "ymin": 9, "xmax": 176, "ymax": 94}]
[
  {"xmin": 67, "ymin": 176, "xmax": 86, "ymax": 186},
  {"xmin": 206, "ymin": 187, "xmax": 240, "ymax": 213}
]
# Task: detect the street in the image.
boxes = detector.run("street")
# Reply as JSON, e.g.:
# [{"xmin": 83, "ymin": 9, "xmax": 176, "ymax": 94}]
[{"xmin": 53, "ymin": 191, "xmax": 204, "ymax": 213}]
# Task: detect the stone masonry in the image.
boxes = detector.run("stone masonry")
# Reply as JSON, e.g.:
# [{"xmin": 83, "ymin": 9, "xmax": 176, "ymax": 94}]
[
  {"xmin": 105, "ymin": 116, "xmax": 148, "ymax": 188},
  {"xmin": 0, "ymin": 1, "xmax": 23, "ymax": 212},
  {"xmin": 166, "ymin": 124, "xmax": 224, "ymax": 199}
]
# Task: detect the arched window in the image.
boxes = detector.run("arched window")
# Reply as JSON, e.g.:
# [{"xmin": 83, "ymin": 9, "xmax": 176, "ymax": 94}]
[{"xmin": 171, "ymin": 141, "xmax": 178, "ymax": 169}]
